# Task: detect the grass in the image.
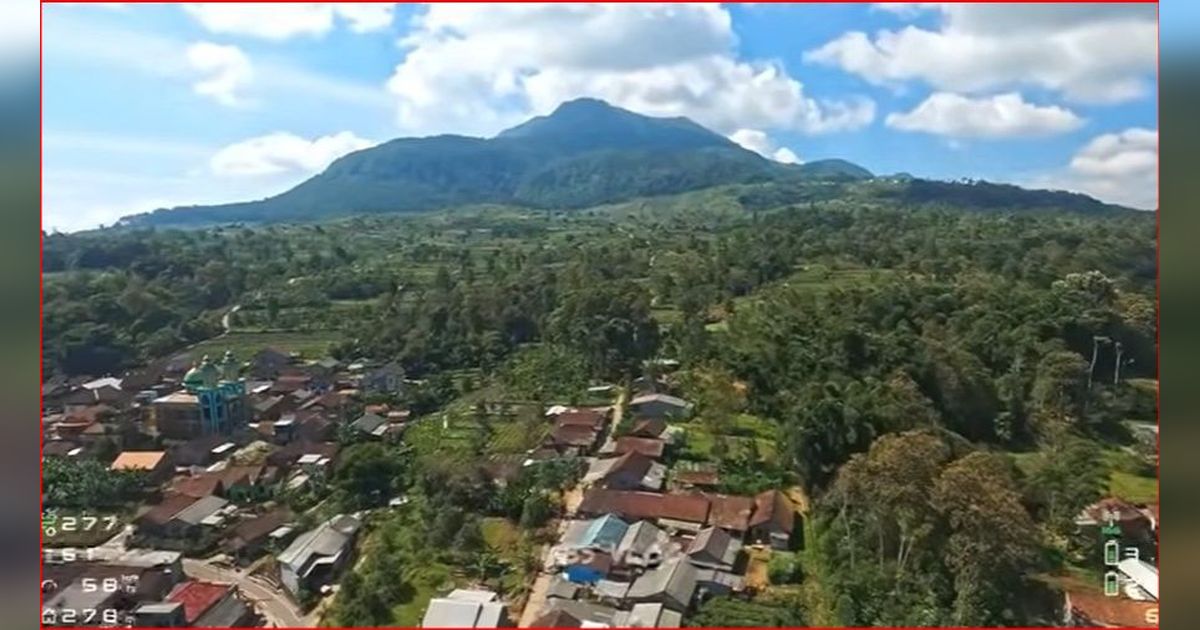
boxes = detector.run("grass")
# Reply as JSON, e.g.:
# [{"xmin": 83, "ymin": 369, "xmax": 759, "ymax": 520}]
[
  {"xmin": 1011, "ymin": 447, "xmax": 1157, "ymax": 505},
  {"xmin": 1109, "ymin": 471, "xmax": 1157, "ymax": 504},
  {"xmin": 481, "ymin": 517, "xmax": 521, "ymax": 552},
  {"xmin": 189, "ymin": 330, "xmax": 345, "ymax": 361},
  {"xmin": 390, "ymin": 579, "xmax": 441, "ymax": 627},
  {"xmin": 678, "ymin": 414, "xmax": 781, "ymax": 464},
  {"xmin": 1101, "ymin": 447, "xmax": 1157, "ymax": 504}
]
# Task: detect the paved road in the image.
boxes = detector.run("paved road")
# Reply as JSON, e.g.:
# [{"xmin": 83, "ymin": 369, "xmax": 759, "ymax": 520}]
[{"xmin": 183, "ymin": 559, "xmax": 312, "ymax": 628}]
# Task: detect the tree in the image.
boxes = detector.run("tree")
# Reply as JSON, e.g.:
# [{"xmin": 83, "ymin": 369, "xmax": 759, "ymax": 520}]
[
  {"xmin": 933, "ymin": 452, "xmax": 1039, "ymax": 626},
  {"xmin": 333, "ymin": 443, "xmax": 406, "ymax": 510},
  {"xmin": 679, "ymin": 364, "xmax": 746, "ymax": 438},
  {"xmin": 519, "ymin": 492, "xmax": 554, "ymax": 529},
  {"xmin": 1031, "ymin": 349, "xmax": 1089, "ymax": 439},
  {"xmin": 1024, "ymin": 437, "xmax": 1107, "ymax": 537}
]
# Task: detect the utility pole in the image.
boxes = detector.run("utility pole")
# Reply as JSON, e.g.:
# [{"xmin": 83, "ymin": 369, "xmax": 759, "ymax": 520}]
[{"xmin": 1113, "ymin": 341, "xmax": 1125, "ymax": 385}]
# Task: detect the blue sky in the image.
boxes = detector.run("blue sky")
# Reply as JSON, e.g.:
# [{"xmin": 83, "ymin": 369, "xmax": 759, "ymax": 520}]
[{"xmin": 43, "ymin": 3, "xmax": 1159, "ymax": 232}]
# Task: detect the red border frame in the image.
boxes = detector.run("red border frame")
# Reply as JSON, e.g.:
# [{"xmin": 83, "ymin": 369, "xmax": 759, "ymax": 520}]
[{"xmin": 37, "ymin": 1, "xmax": 1162, "ymax": 629}]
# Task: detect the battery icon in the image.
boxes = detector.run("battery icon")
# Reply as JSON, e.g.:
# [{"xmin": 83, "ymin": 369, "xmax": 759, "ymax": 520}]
[
  {"xmin": 1104, "ymin": 539, "xmax": 1120, "ymax": 566},
  {"xmin": 1104, "ymin": 571, "xmax": 1120, "ymax": 597}
]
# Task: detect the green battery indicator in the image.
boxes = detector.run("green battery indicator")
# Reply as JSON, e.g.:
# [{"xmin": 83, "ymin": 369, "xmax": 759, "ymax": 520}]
[
  {"xmin": 1104, "ymin": 540, "xmax": 1120, "ymax": 565},
  {"xmin": 1104, "ymin": 571, "xmax": 1120, "ymax": 597}
]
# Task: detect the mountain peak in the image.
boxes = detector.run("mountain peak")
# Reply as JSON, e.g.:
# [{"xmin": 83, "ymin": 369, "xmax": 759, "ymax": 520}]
[
  {"xmin": 551, "ymin": 97, "xmax": 616, "ymax": 113},
  {"xmin": 496, "ymin": 98, "xmax": 734, "ymax": 154}
]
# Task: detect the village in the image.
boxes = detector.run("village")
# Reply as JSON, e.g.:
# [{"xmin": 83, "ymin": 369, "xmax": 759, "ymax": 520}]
[
  {"xmin": 41, "ymin": 343, "xmax": 1158, "ymax": 628},
  {"xmin": 41, "ymin": 347, "xmax": 802, "ymax": 627}
]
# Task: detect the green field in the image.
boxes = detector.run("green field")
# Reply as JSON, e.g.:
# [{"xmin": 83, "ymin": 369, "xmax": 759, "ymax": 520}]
[
  {"xmin": 189, "ymin": 330, "xmax": 345, "ymax": 361},
  {"xmin": 679, "ymin": 413, "xmax": 781, "ymax": 463}
]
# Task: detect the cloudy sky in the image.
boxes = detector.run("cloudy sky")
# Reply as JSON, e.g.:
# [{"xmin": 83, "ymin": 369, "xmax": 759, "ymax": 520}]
[{"xmin": 43, "ymin": 3, "xmax": 1158, "ymax": 232}]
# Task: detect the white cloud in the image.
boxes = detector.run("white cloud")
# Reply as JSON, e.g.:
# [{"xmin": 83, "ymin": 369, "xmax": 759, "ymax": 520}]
[
  {"xmin": 183, "ymin": 3, "xmax": 395, "ymax": 40},
  {"xmin": 885, "ymin": 92, "xmax": 1084, "ymax": 138},
  {"xmin": 806, "ymin": 4, "xmax": 1156, "ymax": 103},
  {"xmin": 386, "ymin": 4, "xmax": 874, "ymax": 137},
  {"xmin": 187, "ymin": 42, "xmax": 253, "ymax": 107},
  {"xmin": 729, "ymin": 128, "xmax": 801, "ymax": 164},
  {"xmin": 210, "ymin": 131, "xmax": 375, "ymax": 177},
  {"xmin": 1032, "ymin": 128, "xmax": 1157, "ymax": 210}
]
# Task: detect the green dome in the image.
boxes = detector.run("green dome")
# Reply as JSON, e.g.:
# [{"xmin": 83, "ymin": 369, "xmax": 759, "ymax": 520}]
[{"xmin": 183, "ymin": 355, "xmax": 220, "ymax": 388}]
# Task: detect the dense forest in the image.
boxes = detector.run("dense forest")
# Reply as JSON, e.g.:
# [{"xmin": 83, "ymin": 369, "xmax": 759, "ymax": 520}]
[{"xmin": 44, "ymin": 182, "xmax": 1156, "ymax": 625}]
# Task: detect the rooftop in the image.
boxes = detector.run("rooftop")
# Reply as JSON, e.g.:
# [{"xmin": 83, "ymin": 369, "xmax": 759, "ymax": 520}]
[
  {"xmin": 111, "ymin": 450, "xmax": 167, "ymax": 471},
  {"xmin": 578, "ymin": 489, "xmax": 710, "ymax": 525},
  {"xmin": 168, "ymin": 580, "xmax": 233, "ymax": 624}
]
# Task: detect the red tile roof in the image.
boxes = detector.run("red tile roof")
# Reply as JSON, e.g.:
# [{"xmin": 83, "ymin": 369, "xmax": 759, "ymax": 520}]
[
  {"xmin": 614, "ymin": 436, "xmax": 665, "ymax": 459},
  {"xmin": 556, "ymin": 409, "xmax": 606, "ymax": 429},
  {"xmin": 168, "ymin": 580, "xmax": 233, "ymax": 624},
  {"xmin": 629, "ymin": 418, "xmax": 667, "ymax": 438},
  {"xmin": 578, "ymin": 489, "xmax": 709, "ymax": 524},
  {"xmin": 673, "ymin": 468, "xmax": 719, "ymax": 487},
  {"xmin": 748, "ymin": 490, "xmax": 795, "ymax": 534},
  {"xmin": 705, "ymin": 493, "xmax": 755, "ymax": 531},
  {"xmin": 170, "ymin": 474, "xmax": 224, "ymax": 499},
  {"xmin": 551, "ymin": 424, "xmax": 599, "ymax": 447},
  {"xmin": 1067, "ymin": 589, "xmax": 1157, "ymax": 627}
]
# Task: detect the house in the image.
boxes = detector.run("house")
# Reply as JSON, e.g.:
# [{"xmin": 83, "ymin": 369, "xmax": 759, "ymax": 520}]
[
  {"xmin": 166, "ymin": 580, "xmax": 252, "ymax": 626},
  {"xmin": 132, "ymin": 602, "xmax": 187, "ymax": 627},
  {"xmin": 361, "ymin": 361, "xmax": 405, "ymax": 395},
  {"xmin": 615, "ymin": 520, "xmax": 673, "ymax": 571},
  {"xmin": 278, "ymin": 514, "xmax": 362, "ymax": 598},
  {"xmin": 1064, "ymin": 589, "xmax": 1158, "ymax": 627},
  {"xmin": 351, "ymin": 412, "xmax": 402, "ymax": 440},
  {"xmin": 628, "ymin": 602, "xmax": 683, "ymax": 628},
  {"xmin": 704, "ymin": 493, "xmax": 755, "ymax": 536},
  {"xmin": 628, "ymin": 394, "xmax": 692, "ymax": 420},
  {"xmin": 534, "ymin": 599, "xmax": 629, "ymax": 627},
  {"xmin": 170, "ymin": 473, "xmax": 226, "ymax": 500},
  {"xmin": 583, "ymin": 452, "xmax": 666, "ymax": 491},
  {"xmin": 266, "ymin": 441, "xmax": 338, "ymax": 470},
  {"xmin": 614, "ymin": 436, "xmax": 666, "ymax": 459},
  {"xmin": 548, "ymin": 424, "xmax": 602, "ymax": 454},
  {"xmin": 421, "ymin": 588, "xmax": 507, "ymax": 628},
  {"xmin": 111, "ymin": 450, "xmax": 173, "ymax": 484},
  {"xmin": 555, "ymin": 408, "xmax": 608, "ymax": 429},
  {"xmin": 626, "ymin": 557, "xmax": 701, "ymax": 611},
  {"xmin": 671, "ymin": 463, "xmax": 720, "ymax": 491},
  {"xmin": 137, "ymin": 494, "xmax": 230, "ymax": 539},
  {"xmin": 686, "ymin": 527, "xmax": 741, "ymax": 572},
  {"xmin": 222, "ymin": 508, "xmax": 293, "ymax": 563},
  {"xmin": 577, "ymin": 490, "xmax": 710, "ymax": 532},
  {"xmin": 250, "ymin": 348, "xmax": 292, "ymax": 379},
  {"xmin": 562, "ymin": 514, "xmax": 630, "ymax": 553},
  {"xmin": 629, "ymin": 418, "xmax": 668, "ymax": 439},
  {"xmin": 563, "ymin": 550, "xmax": 614, "ymax": 585},
  {"xmin": 171, "ymin": 465, "xmax": 264, "ymax": 501},
  {"xmin": 299, "ymin": 390, "xmax": 348, "ymax": 415},
  {"xmin": 269, "ymin": 374, "xmax": 313, "ymax": 396},
  {"xmin": 747, "ymin": 490, "xmax": 795, "ymax": 550},
  {"xmin": 530, "ymin": 608, "xmax": 584, "ymax": 628},
  {"xmin": 631, "ymin": 375, "xmax": 669, "ymax": 395},
  {"xmin": 169, "ymin": 434, "xmax": 238, "ymax": 468},
  {"xmin": 1077, "ymin": 498, "xmax": 1156, "ymax": 544}
]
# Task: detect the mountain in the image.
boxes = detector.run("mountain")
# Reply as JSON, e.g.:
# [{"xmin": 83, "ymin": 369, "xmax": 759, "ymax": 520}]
[{"xmin": 119, "ymin": 99, "xmax": 871, "ymax": 227}]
